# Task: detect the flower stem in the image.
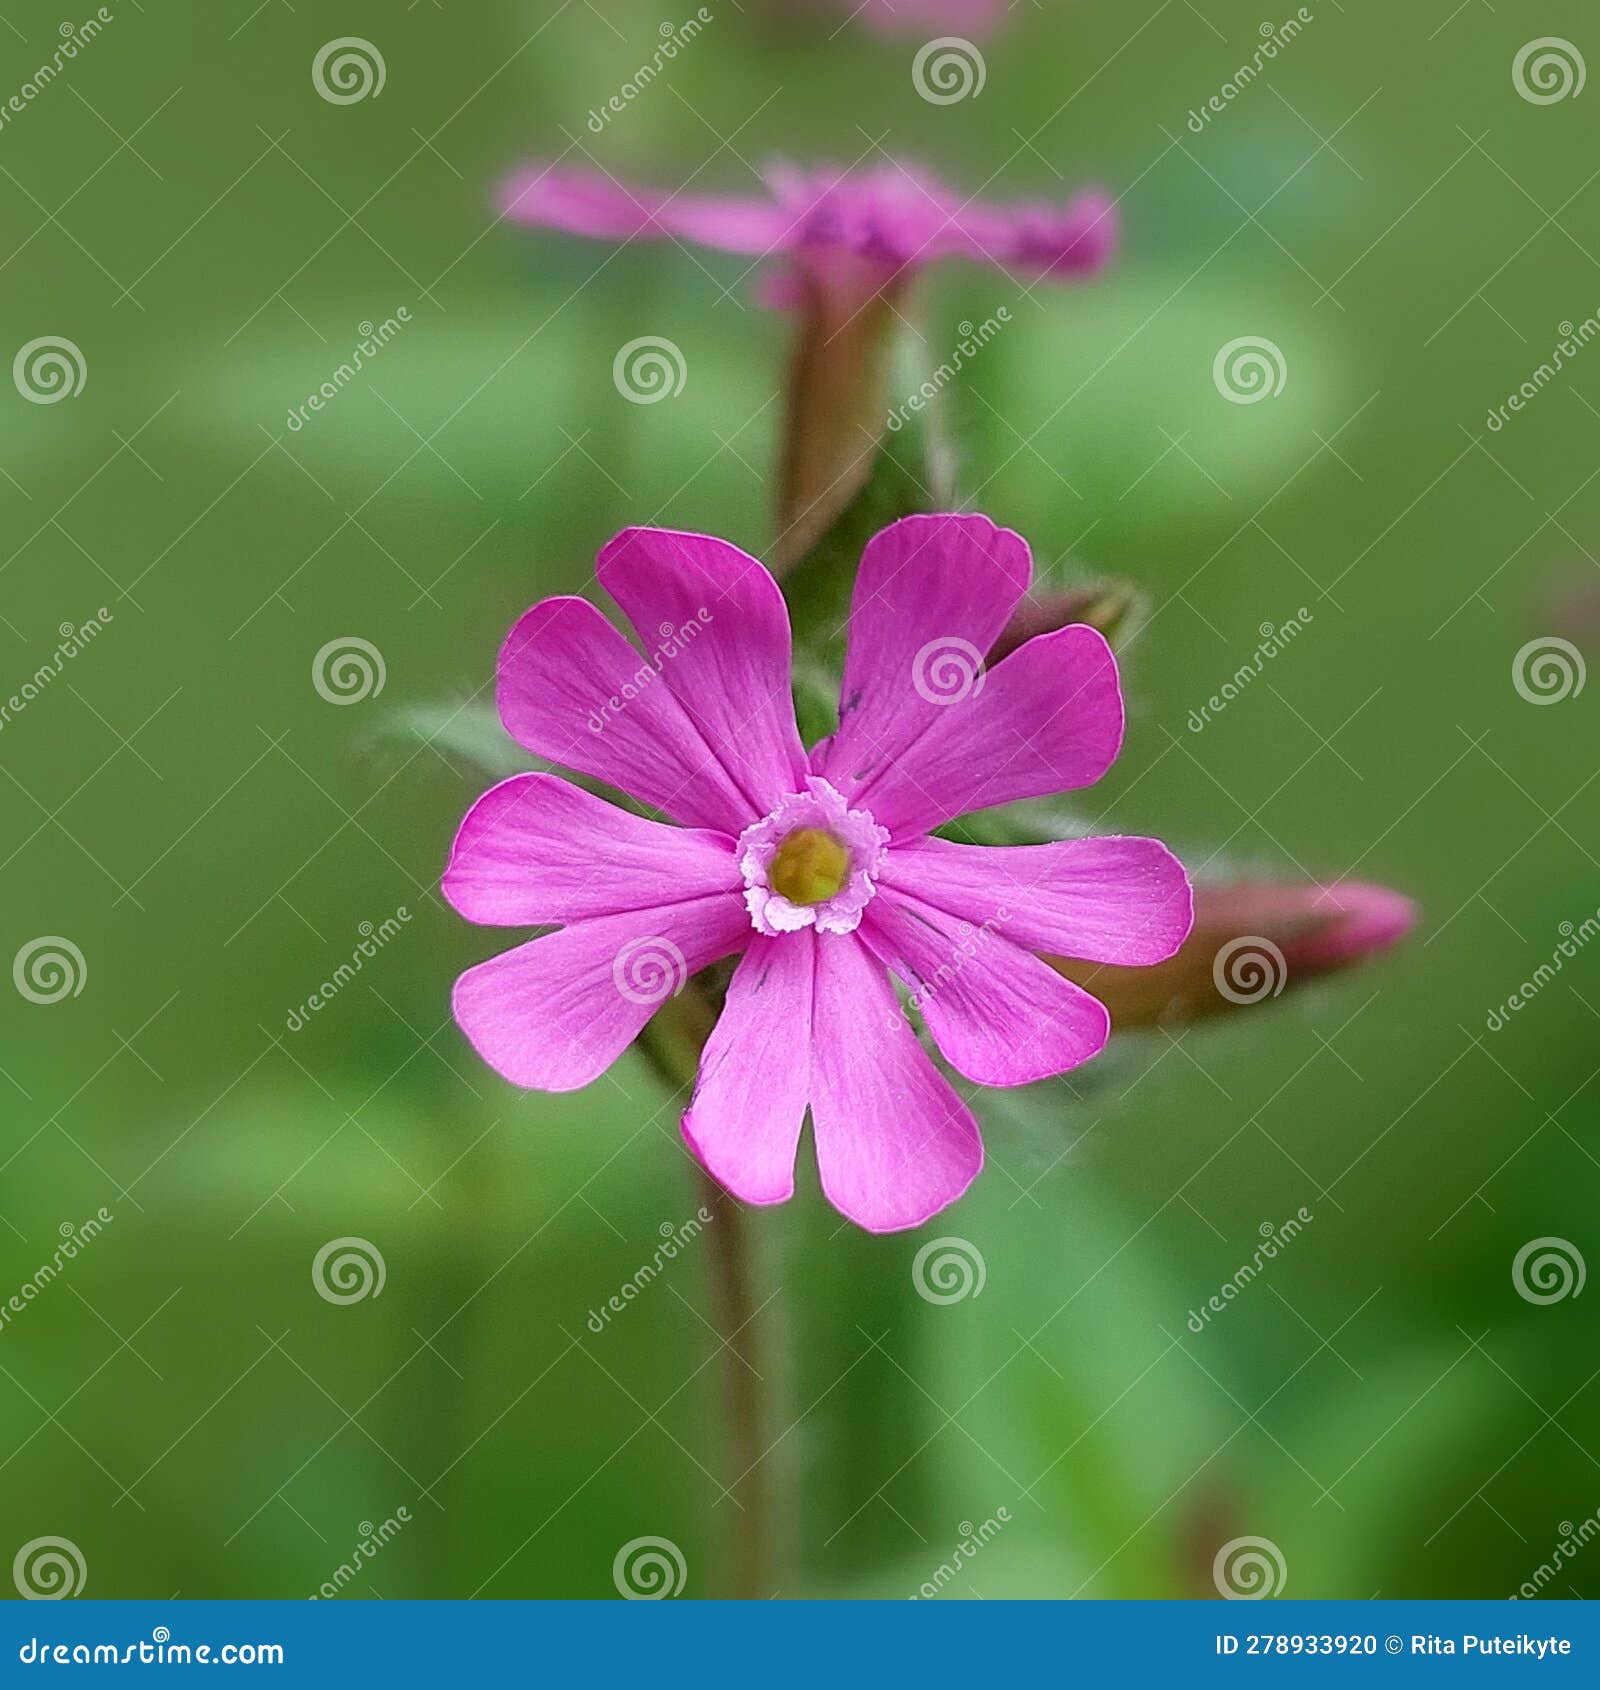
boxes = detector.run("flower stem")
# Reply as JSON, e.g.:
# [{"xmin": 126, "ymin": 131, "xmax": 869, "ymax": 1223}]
[{"xmin": 693, "ymin": 1161, "xmax": 772, "ymax": 1600}]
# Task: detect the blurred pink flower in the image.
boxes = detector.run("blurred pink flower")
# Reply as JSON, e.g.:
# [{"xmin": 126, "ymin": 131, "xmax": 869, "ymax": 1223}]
[
  {"xmin": 839, "ymin": 0, "xmax": 1009, "ymax": 36},
  {"xmin": 444, "ymin": 515, "xmax": 1190, "ymax": 1232},
  {"xmin": 499, "ymin": 159, "xmax": 1116, "ymax": 303}
]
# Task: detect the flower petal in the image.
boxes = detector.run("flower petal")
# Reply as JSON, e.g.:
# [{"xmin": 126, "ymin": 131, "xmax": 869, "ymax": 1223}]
[
  {"xmin": 879, "ymin": 834, "xmax": 1193, "ymax": 965},
  {"xmin": 682, "ymin": 933, "xmax": 813, "ymax": 1205},
  {"xmin": 808, "ymin": 932, "xmax": 983, "ymax": 1232},
  {"xmin": 442, "ymin": 773, "xmax": 739, "ymax": 927},
  {"xmin": 950, "ymin": 189, "xmax": 1117, "ymax": 278},
  {"xmin": 850, "ymin": 623, "xmax": 1124, "ymax": 838},
  {"xmin": 814, "ymin": 514, "xmax": 1032, "ymax": 803},
  {"xmin": 496, "ymin": 595, "xmax": 752, "ymax": 833},
  {"xmin": 499, "ymin": 165, "xmax": 792, "ymax": 255},
  {"xmin": 597, "ymin": 528, "xmax": 808, "ymax": 816},
  {"xmin": 451, "ymin": 894, "xmax": 748, "ymax": 1091},
  {"xmin": 861, "ymin": 886, "xmax": 1110, "ymax": 1087}
]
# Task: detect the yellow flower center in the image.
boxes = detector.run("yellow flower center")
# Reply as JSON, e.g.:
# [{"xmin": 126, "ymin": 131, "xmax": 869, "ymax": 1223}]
[{"xmin": 769, "ymin": 827, "xmax": 850, "ymax": 906}]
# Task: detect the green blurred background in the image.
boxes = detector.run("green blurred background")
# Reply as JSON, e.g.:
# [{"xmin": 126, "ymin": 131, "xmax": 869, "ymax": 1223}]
[{"xmin": 3, "ymin": 0, "xmax": 1598, "ymax": 1601}]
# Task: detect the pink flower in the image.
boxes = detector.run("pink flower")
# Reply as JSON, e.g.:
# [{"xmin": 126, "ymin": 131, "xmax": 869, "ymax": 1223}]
[
  {"xmin": 498, "ymin": 159, "xmax": 1116, "ymax": 302},
  {"xmin": 443, "ymin": 515, "xmax": 1191, "ymax": 1232},
  {"xmin": 850, "ymin": 0, "xmax": 1008, "ymax": 35}
]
